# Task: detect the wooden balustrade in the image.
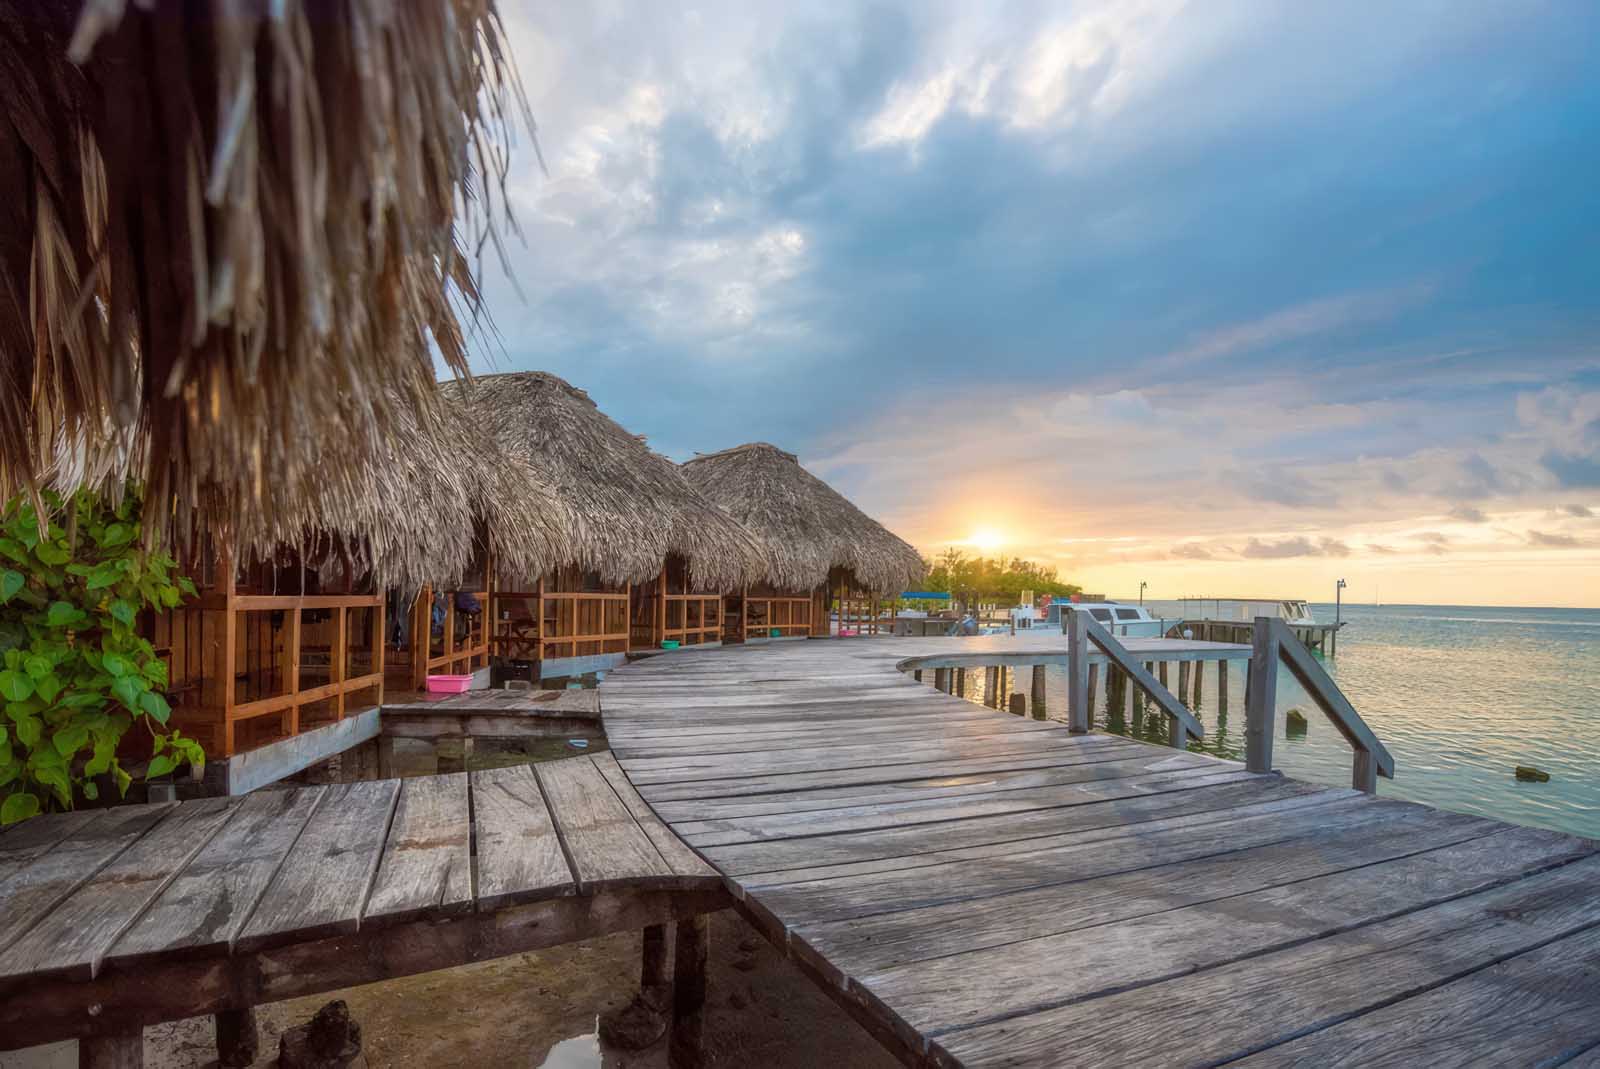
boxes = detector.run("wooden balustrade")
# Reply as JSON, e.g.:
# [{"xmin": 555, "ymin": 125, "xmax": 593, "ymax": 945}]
[
  {"xmin": 1065, "ymin": 609, "xmax": 1203, "ymax": 749},
  {"xmin": 1246, "ymin": 616, "xmax": 1394, "ymax": 793}
]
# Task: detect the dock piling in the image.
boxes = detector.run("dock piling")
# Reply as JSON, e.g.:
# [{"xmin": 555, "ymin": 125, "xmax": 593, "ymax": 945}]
[
  {"xmin": 1030, "ymin": 665, "xmax": 1047, "ymax": 720},
  {"xmin": 669, "ymin": 914, "xmax": 710, "ymax": 1068}
]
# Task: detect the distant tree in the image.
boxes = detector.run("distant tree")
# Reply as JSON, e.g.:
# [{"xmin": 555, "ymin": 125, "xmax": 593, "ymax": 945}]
[{"xmin": 923, "ymin": 548, "xmax": 1080, "ymax": 610}]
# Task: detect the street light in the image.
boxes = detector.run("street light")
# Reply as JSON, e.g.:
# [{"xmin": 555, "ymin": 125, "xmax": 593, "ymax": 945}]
[
  {"xmin": 1335, "ymin": 578, "xmax": 1347, "ymax": 625},
  {"xmin": 1139, "ymin": 581, "xmax": 1147, "ymax": 606}
]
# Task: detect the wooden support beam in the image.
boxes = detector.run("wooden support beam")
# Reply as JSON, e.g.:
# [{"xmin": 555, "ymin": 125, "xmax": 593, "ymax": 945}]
[
  {"xmin": 1085, "ymin": 664, "xmax": 1099, "ymax": 726},
  {"xmin": 1192, "ymin": 658, "xmax": 1204, "ymax": 708},
  {"xmin": 215, "ymin": 1008, "xmax": 257, "ymax": 1068},
  {"xmin": 1217, "ymin": 659, "xmax": 1229, "ymax": 715},
  {"xmin": 1008, "ymin": 693, "xmax": 1027, "ymax": 717},
  {"xmin": 669, "ymin": 914, "xmax": 709, "ymax": 1069},
  {"xmin": 641, "ymin": 922, "xmax": 672, "ymax": 1002},
  {"xmin": 984, "ymin": 666, "xmax": 999, "ymax": 708},
  {"xmin": 1030, "ymin": 665, "xmax": 1046, "ymax": 720},
  {"xmin": 1065, "ymin": 609, "xmax": 1089, "ymax": 734}
]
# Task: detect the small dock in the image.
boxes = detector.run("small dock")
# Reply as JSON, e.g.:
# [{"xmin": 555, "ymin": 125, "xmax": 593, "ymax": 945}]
[
  {"xmin": 1175, "ymin": 616, "xmax": 1345, "ymax": 654},
  {"xmin": 602, "ymin": 638, "xmax": 1600, "ymax": 1067}
]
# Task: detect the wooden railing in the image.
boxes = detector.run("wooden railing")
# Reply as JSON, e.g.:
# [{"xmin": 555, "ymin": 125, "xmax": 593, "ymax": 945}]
[
  {"xmin": 745, "ymin": 596, "xmax": 812, "ymax": 638},
  {"xmin": 1247, "ymin": 616, "xmax": 1393, "ymax": 793},
  {"xmin": 665, "ymin": 594, "xmax": 721, "ymax": 646},
  {"xmin": 1064, "ymin": 608, "xmax": 1203, "ymax": 749},
  {"xmin": 407, "ymin": 587, "xmax": 491, "ymax": 690},
  {"xmin": 541, "ymin": 590, "xmax": 630, "ymax": 659}
]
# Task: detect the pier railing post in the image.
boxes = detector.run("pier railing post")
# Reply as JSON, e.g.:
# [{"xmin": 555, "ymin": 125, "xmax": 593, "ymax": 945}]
[
  {"xmin": 1066, "ymin": 610, "xmax": 1090, "ymax": 733},
  {"xmin": 1030, "ymin": 664, "xmax": 1047, "ymax": 720},
  {"xmin": 1245, "ymin": 617, "xmax": 1278, "ymax": 774}
]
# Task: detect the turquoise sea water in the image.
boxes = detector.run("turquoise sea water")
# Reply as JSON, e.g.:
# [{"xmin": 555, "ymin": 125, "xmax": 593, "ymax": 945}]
[{"xmin": 1047, "ymin": 603, "xmax": 1600, "ymax": 839}]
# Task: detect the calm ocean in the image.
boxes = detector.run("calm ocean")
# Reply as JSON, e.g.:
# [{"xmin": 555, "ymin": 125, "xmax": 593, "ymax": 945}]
[{"xmin": 1043, "ymin": 602, "xmax": 1600, "ymax": 839}]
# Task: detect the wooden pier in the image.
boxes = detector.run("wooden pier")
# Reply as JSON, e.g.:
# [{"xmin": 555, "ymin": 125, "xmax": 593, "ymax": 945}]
[
  {"xmin": 602, "ymin": 636, "xmax": 1600, "ymax": 1067},
  {"xmin": 1174, "ymin": 616, "xmax": 1345, "ymax": 654}
]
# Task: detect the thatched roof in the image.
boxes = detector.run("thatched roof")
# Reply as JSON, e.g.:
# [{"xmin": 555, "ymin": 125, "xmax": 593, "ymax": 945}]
[
  {"xmin": 448, "ymin": 372, "xmax": 767, "ymax": 591},
  {"xmin": 682, "ymin": 443, "xmax": 926, "ymax": 595},
  {"xmin": 0, "ymin": 0, "xmax": 528, "ymax": 549}
]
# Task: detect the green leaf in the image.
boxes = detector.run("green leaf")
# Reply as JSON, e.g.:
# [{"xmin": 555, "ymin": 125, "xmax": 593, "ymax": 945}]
[
  {"xmin": 177, "ymin": 576, "xmax": 197, "ymax": 598},
  {"xmin": 52, "ymin": 724, "xmax": 88, "ymax": 758},
  {"xmin": 12, "ymin": 714, "xmax": 40, "ymax": 749},
  {"xmin": 46, "ymin": 601, "xmax": 79, "ymax": 628},
  {"xmin": 1, "ymin": 791, "xmax": 40, "ymax": 825},
  {"xmin": 34, "ymin": 541, "xmax": 69, "ymax": 566},
  {"xmin": 146, "ymin": 754, "xmax": 177, "ymax": 779},
  {"xmin": 32, "ymin": 674, "xmax": 61, "ymax": 706},
  {"xmin": 85, "ymin": 739, "xmax": 114, "ymax": 777},
  {"xmin": 0, "ymin": 539, "xmax": 26, "ymax": 565},
  {"xmin": 108, "ymin": 599, "xmax": 137, "ymax": 627},
  {"xmin": 142, "ymin": 659, "xmax": 168, "ymax": 688},
  {"xmin": 23, "ymin": 655, "xmax": 51, "ymax": 680},
  {"xmin": 0, "ymin": 570, "xmax": 22, "ymax": 603},
  {"xmin": 59, "ymin": 692, "xmax": 103, "ymax": 709},
  {"xmin": 0, "ymin": 670, "xmax": 32, "ymax": 703},
  {"xmin": 86, "ymin": 563, "xmax": 122, "ymax": 591},
  {"xmin": 33, "ymin": 765, "xmax": 71, "ymax": 806},
  {"xmin": 138, "ymin": 691, "xmax": 171, "ymax": 725},
  {"xmin": 102, "ymin": 523, "xmax": 134, "ymax": 547},
  {"xmin": 101, "ymin": 652, "xmax": 129, "ymax": 677},
  {"xmin": 0, "ymin": 758, "xmax": 17, "ymax": 788},
  {"xmin": 113, "ymin": 764, "xmax": 131, "ymax": 797},
  {"xmin": 81, "ymin": 781, "xmax": 98, "ymax": 800},
  {"xmin": 110, "ymin": 674, "xmax": 144, "ymax": 712}
]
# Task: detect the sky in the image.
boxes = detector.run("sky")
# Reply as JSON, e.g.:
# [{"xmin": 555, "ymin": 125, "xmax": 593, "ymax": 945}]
[{"xmin": 471, "ymin": 0, "xmax": 1600, "ymax": 608}]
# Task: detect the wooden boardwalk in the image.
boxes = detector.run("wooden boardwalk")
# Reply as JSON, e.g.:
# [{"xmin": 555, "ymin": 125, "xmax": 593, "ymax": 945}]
[
  {"xmin": 0, "ymin": 753, "xmax": 725, "ymax": 1056},
  {"xmin": 602, "ymin": 638, "xmax": 1600, "ymax": 1068}
]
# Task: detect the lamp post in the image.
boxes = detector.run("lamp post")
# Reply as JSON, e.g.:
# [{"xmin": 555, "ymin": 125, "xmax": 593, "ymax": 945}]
[
  {"xmin": 1138, "ymin": 581, "xmax": 1147, "ymax": 606},
  {"xmin": 1335, "ymin": 578, "xmax": 1347, "ymax": 625}
]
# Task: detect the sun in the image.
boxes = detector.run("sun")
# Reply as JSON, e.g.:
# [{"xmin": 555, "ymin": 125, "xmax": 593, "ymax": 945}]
[{"xmin": 968, "ymin": 527, "xmax": 1009, "ymax": 552}]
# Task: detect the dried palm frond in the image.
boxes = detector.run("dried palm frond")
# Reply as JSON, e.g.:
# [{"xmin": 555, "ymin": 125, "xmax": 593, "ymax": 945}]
[
  {"xmin": 682, "ymin": 443, "xmax": 926, "ymax": 595},
  {"xmin": 0, "ymin": 0, "xmax": 531, "ymax": 553},
  {"xmin": 450, "ymin": 372, "xmax": 768, "ymax": 591}
]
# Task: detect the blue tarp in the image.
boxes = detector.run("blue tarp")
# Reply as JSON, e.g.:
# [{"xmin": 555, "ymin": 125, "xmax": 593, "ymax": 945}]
[{"xmin": 900, "ymin": 591, "xmax": 952, "ymax": 600}]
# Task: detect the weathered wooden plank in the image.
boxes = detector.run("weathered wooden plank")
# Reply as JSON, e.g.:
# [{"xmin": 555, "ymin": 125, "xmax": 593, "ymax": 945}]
[
  {"xmin": 108, "ymin": 787, "xmax": 326, "ymax": 965},
  {"xmin": 933, "ymin": 854, "xmax": 1600, "ymax": 1068},
  {"xmin": 656, "ymin": 752, "xmax": 1228, "ymax": 825},
  {"xmin": 649, "ymin": 744, "xmax": 1189, "ymax": 822},
  {"xmin": 536, "ymin": 756, "xmax": 678, "ymax": 892},
  {"xmin": 674, "ymin": 765, "xmax": 1255, "ymax": 848},
  {"xmin": 363, "ymin": 773, "xmax": 473, "ymax": 926},
  {"xmin": 702, "ymin": 777, "xmax": 1330, "ymax": 878},
  {"xmin": 854, "ymin": 827, "xmax": 1595, "ymax": 1046},
  {"xmin": 0, "ymin": 798, "xmax": 237, "ymax": 981},
  {"xmin": 0, "ymin": 803, "xmax": 173, "ymax": 957},
  {"xmin": 235, "ymin": 779, "xmax": 402, "ymax": 951},
  {"xmin": 637, "ymin": 736, "xmax": 1137, "ymax": 804},
  {"xmin": 745, "ymin": 794, "xmax": 1420, "ymax": 933},
  {"xmin": 0, "ymin": 809, "xmax": 101, "ymax": 882},
  {"xmin": 1229, "ymin": 923, "xmax": 1600, "ymax": 1067},
  {"xmin": 591, "ymin": 752, "xmax": 718, "ymax": 882},
  {"xmin": 789, "ymin": 803, "xmax": 1494, "ymax": 982},
  {"xmin": 471, "ymin": 763, "xmax": 574, "ymax": 909},
  {"xmin": 610, "ymin": 712, "xmax": 1053, "ymax": 757}
]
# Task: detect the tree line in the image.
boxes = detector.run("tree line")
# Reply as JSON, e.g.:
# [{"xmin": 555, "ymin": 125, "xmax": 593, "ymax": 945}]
[{"xmin": 918, "ymin": 548, "xmax": 1082, "ymax": 609}]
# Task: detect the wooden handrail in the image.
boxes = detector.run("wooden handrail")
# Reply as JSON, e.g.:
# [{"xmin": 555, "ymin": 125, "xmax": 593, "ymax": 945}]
[
  {"xmin": 1067, "ymin": 609, "xmax": 1204, "ymax": 748},
  {"xmin": 1247, "ymin": 616, "xmax": 1394, "ymax": 793}
]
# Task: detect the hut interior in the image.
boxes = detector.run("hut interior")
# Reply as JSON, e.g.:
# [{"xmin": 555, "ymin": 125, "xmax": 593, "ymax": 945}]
[
  {"xmin": 492, "ymin": 566, "xmax": 632, "ymax": 672},
  {"xmin": 629, "ymin": 553, "xmax": 724, "ymax": 650}
]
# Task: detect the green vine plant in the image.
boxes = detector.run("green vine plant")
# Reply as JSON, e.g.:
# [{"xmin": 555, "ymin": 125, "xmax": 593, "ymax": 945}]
[{"xmin": 0, "ymin": 487, "xmax": 204, "ymax": 824}]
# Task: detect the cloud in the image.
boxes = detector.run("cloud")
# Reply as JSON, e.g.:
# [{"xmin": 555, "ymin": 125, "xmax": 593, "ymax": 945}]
[
  {"xmin": 1448, "ymin": 505, "xmax": 1488, "ymax": 523},
  {"xmin": 1540, "ymin": 448, "xmax": 1600, "ymax": 489},
  {"xmin": 1527, "ymin": 530, "xmax": 1589, "ymax": 548},
  {"xmin": 1241, "ymin": 536, "xmax": 1349, "ymax": 559},
  {"xmin": 1561, "ymin": 504, "xmax": 1595, "ymax": 518},
  {"xmin": 1170, "ymin": 543, "xmax": 1215, "ymax": 560},
  {"xmin": 1415, "ymin": 531, "xmax": 1450, "ymax": 544}
]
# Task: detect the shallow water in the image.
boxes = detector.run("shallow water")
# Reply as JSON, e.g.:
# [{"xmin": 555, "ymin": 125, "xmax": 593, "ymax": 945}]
[{"xmin": 1014, "ymin": 603, "xmax": 1600, "ymax": 838}]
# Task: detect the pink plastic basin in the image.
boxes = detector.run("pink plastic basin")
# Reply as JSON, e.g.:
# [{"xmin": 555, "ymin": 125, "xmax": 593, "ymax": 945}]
[{"xmin": 425, "ymin": 674, "xmax": 473, "ymax": 694}]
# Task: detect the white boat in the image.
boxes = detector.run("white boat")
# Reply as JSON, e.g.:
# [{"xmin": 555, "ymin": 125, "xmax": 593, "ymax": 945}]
[
  {"xmin": 1179, "ymin": 597, "xmax": 1318, "ymax": 625},
  {"xmin": 992, "ymin": 601, "xmax": 1171, "ymax": 633}
]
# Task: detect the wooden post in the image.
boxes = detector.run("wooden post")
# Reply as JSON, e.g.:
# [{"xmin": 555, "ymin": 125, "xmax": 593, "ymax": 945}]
[
  {"xmin": 913, "ymin": 669, "xmax": 923, "ymax": 683},
  {"xmin": 1246, "ymin": 617, "xmax": 1279, "ymax": 774},
  {"xmin": 1158, "ymin": 661, "xmax": 1168, "ymax": 689},
  {"xmin": 955, "ymin": 667, "xmax": 966, "ymax": 698},
  {"xmin": 1030, "ymin": 664, "xmax": 1046, "ymax": 720},
  {"xmin": 984, "ymin": 666, "xmax": 999, "ymax": 708},
  {"xmin": 1065, "ymin": 609, "xmax": 1089, "ymax": 733},
  {"xmin": 80, "ymin": 1030, "xmax": 142, "ymax": 1068},
  {"xmin": 669, "ymin": 913, "xmax": 709, "ymax": 1069},
  {"xmin": 1217, "ymin": 659, "xmax": 1229, "ymax": 715},
  {"xmin": 1177, "ymin": 661, "xmax": 1189, "ymax": 701},
  {"xmin": 377, "ymin": 734, "xmax": 396, "ymax": 779},
  {"xmin": 1085, "ymin": 663, "xmax": 1099, "ymax": 725},
  {"xmin": 1353, "ymin": 748, "xmax": 1378, "ymax": 794},
  {"xmin": 933, "ymin": 667, "xmax": 948, "ymax": 693},
  {"xmin": 215, "ymin": 1008, "xmax": 258, "ymax": 1068},
  {"xmin": 641, "ymin": 922, "xmax": 672, "ymax": 1004},
  {"xmin": 436, "ymin": 736, "xmax": 473, "ymax": 775},
  {"xmin": 373, "ymin": 600, "xmax": 386, "ymax": 706},
  {"xmin": 1192, "ymin": 658, "xmax": 1204, "ymax": 709},
  {"xmin": 1008, "ymin": 693, "xmax": 1027, "ymax": 717}
]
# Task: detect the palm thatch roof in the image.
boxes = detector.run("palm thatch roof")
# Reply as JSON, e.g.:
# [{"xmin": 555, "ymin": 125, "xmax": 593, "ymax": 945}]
[
  {"xmin": 682, "ymin": 443, "xmax": 926, "ymax": 595},
  {"xmin": 448, "ymin": 372, "xmax": 767, "ymax": 591},
  {"xmin": 0, "ymin": 0, "xmax": 528, "ymax": 550}
]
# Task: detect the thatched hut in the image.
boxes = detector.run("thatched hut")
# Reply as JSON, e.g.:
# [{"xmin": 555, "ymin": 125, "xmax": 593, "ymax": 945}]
[
  {"xmin": 449, "ymin": 372, "xmax": 766, "ymax": 675},
  {"xmin": 681, "ymin": 443, "xmax": 926, "ymax": 640},
  {"xmin": 154, "ymin": 392, "xmax": 567, "ymax": 767},
  {"xmin": 1, "ymin": 0, "xmax": 526, "ymax": 551}
]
